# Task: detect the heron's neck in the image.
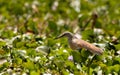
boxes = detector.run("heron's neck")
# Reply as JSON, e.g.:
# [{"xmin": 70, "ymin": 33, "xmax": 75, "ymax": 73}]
[{"xmin": 67, "ymin": 35, "xmax": 77, "ymax": 41}]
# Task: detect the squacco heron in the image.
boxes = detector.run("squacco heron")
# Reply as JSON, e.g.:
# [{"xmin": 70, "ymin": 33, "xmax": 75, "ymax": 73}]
[{"xmin": 55, "ymin": 31, "xmax": 103, "ymax": 55}]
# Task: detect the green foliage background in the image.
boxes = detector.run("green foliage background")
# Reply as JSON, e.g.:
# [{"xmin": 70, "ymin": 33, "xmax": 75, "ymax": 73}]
[{"xmin": 0, "ymin": 0, "xmax": 120, "ymax": 75}]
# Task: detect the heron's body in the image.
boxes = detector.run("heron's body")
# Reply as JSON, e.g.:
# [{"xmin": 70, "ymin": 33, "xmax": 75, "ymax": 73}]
[{"xmin": 56, "ymin": 31, "xmax": 103, "ymax": 55}]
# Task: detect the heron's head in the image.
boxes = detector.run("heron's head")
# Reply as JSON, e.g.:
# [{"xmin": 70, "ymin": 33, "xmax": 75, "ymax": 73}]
[{"xmin": 55, "ymin": 31, "xmax": 74, "ymax": 39}]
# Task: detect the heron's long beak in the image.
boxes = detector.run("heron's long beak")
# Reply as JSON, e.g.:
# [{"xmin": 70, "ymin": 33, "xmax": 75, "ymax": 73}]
[
  {"xmin": 54, "ymin": 34, "xmax": 64, "ymax": 39},
  {"xmin": 55, "ymin": 32, "xmax": 73, "ymax": 39},
  {"xmin": 54, "ymin": 37, "xmax": 59, "ymax": 39}
]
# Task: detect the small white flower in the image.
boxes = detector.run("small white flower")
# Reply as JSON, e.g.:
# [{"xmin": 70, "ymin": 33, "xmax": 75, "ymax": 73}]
[
  {"xmin": 68, "ymin": 55, "xmax": 73, "ymax": 61},
  {"xmin": 63, "ymin": 49, "xmax": 68, "ymax": 53}
]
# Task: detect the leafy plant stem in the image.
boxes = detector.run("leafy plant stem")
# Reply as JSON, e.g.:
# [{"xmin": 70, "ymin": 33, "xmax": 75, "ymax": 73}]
[{"xmin": 87, "ymin": 54, "xmax": 96, "ymax": 75}]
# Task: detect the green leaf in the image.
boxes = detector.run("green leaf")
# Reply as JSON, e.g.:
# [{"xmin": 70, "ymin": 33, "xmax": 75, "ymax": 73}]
[
  {"xmin": 71, "ymin": 51, "xmax": 82, "ymax": 63},
  {"xmin": 114, "ymin": 57, "xmax": 120, "ymax": 64},
  {"xmin": 27, "ymin": 20, "xmax": 38, "ymax": 34},
  {"xmin": 0, "ymin": 41, "xmax": 6, "ymax": 47},
  {"xmin": 81, "ymin": 29, "xmax": 94, "ymax": 41},
  {"xmin": 0, "ymin": 62, "xmax": 9, "ymax": 71},
  {"xmin": 48, "ymin": 21, "xmax": 58, "ymax": 34},
  {"xmin": 54, "ymin": 60, "xmax": 64, "ymax": 69},
  {"xmin": 115, "ymin": 44, "xmax": 120, "ymax": 50},
  {"xmin": 30, "ymin": 70, "xmax": 40, "ymax": 75},
  {"xmin": 1, "ymin": 30, "xmax": 15, "ymax": 38},
  {"xmin": 23, "ymin": 60, "xmax": 35, "ymax": 70},
  {"xmin": 112, "ymin": 64, "xmax": 120, "ymax": 72},
  {"xmin": 25, "ymin": 42, "xmax": 38, "ymax": 48}
]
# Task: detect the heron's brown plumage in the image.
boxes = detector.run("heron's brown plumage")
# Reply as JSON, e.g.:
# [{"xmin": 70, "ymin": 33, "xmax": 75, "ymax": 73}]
[
  {"xmin": 72, "ymin": 39, "xmax": 103, "ymax": 55},
  {"xmin": 56, "ymin": 32, "xmax": 103, "ymax": 55}
]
